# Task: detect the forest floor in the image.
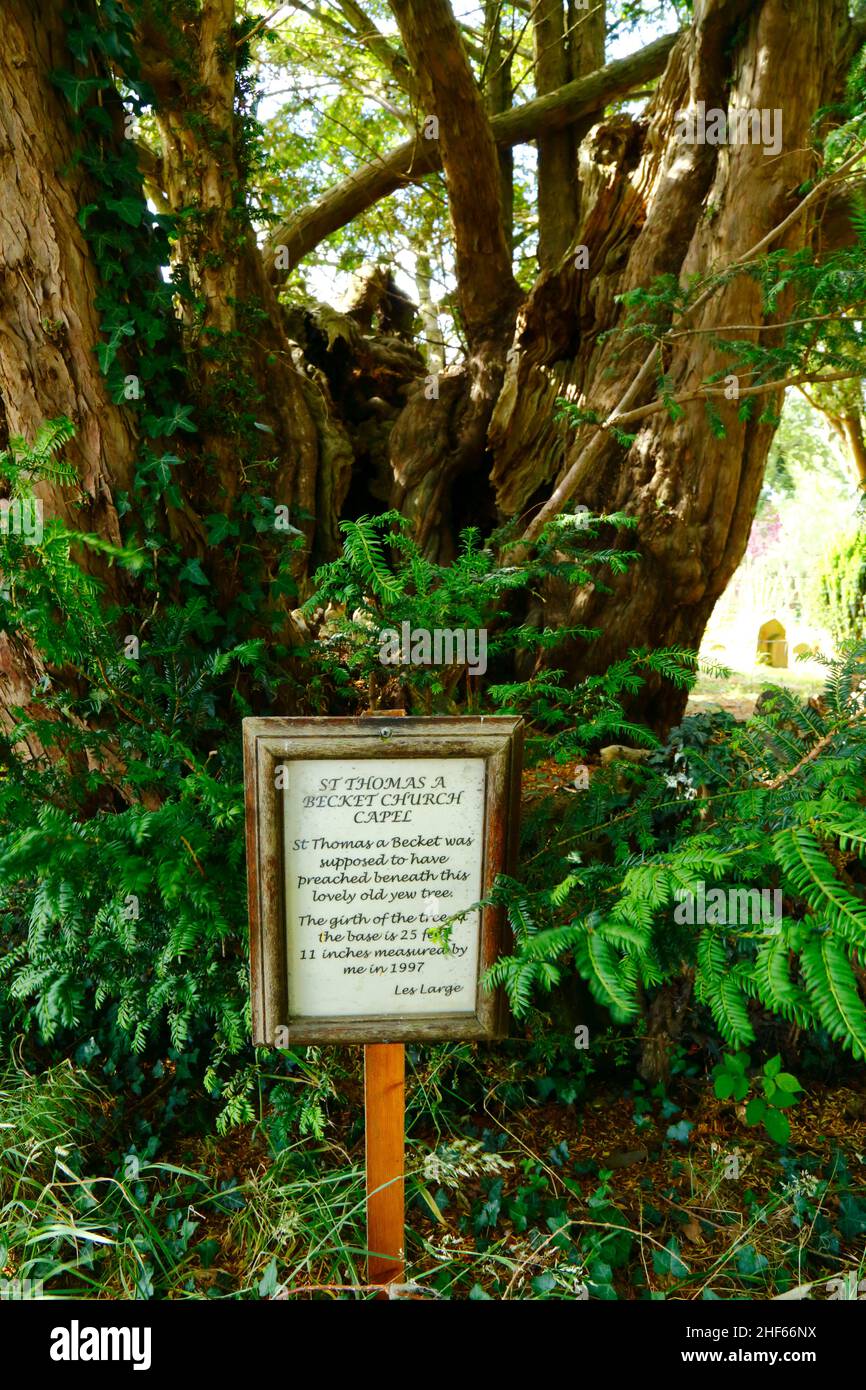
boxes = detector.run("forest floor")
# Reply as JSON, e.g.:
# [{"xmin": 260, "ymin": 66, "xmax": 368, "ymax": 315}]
[
  {"xmin": 8, "ymin": 1046, "xmax": 864, "ymax": 1301},
  {"xmin": 161, "ymin": 1050, "xmax": 866, "ymax": 1301}
]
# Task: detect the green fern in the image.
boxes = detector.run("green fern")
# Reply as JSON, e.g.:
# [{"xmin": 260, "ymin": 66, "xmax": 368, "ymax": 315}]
[{"xmin": 800, "ymin": 934, "xmax": 866, "ymax": 1058}]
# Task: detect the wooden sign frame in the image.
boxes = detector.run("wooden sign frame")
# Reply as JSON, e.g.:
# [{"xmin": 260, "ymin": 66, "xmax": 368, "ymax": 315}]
[{"xmin": 244, "ymin": 715, "xmax": 523, "ymax": 1046}]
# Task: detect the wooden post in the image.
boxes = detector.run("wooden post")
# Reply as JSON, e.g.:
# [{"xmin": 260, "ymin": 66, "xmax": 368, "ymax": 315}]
[{"xmin": 364, "ymin": 1042, "xmax": 405, "ymax": 1291}]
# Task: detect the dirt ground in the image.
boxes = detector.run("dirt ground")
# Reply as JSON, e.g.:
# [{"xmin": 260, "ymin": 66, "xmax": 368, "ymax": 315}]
[{"xmin": 686, "ymin": 660, "xmax": 827, "ymax": 721}]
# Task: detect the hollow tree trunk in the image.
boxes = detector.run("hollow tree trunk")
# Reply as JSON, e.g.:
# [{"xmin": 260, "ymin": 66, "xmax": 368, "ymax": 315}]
[
  {"xmin": 135, "ymin": 0, "xmax": 339, "ymax": 571},
  {"xmin": 0, "ymin": 0, "xmax": 333, "ymax": 704},
  {"xmin": 2, "ymin": 0, "xmax": 860, "ymax": 747},
  {"xmin": 489, "ymin": 0, "xmax": 852, "ymax": 729}
]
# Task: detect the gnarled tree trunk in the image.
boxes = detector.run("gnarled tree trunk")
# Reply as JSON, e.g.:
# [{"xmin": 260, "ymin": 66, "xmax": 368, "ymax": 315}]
[
  {"xmin": 1, "ymin": 0, "xmax": 861, "ymax": 740},
  {"xmin": 510, "ymin": 0, "xmax": 850, "ymax": 727},
  {"xmin": 385, "ymin": 0, "xmax": 855, "ymax": 728}
]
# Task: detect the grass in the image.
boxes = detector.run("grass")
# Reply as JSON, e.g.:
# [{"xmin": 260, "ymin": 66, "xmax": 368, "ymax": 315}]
[
  {"xmin": 689, "ymin": 657, "xmax": 826, "ymax": 717},
  {"xmin": 2, "ymin": 1042, "xmax": 865, "ymax": 1301}
]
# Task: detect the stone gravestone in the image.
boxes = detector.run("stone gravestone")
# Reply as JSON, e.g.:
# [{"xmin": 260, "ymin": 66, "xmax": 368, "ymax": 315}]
[{"xmin": 757, "ymin": 618, "xmax": 788, "ymax": 668}]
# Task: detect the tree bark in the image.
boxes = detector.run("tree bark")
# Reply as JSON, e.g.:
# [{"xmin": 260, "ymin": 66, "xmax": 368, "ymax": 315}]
[
  {"xmin": 828, "ymin": 408, "xmax": 866, "ymax": 492},
  {"xmin": 0, "ymin": 0, "xmax": 140, "ymax": 742},
  {"xmin": 484, "ymin": 0, "xmax": 515, "ymax": 256},
  {"xmin": 389, "ymin": 0, "xmax": 519, "ymax": 351},
  {"xmin": 0, "ymin": 0, "xmax": 138, "ymax": 542},
  {"xmin": 387, "ymin": 0, "xmax": 521, "ymax": 552},
  {"xmin": 490, "ymin": 0, "xmax": 852, "ymax": 728},
  {"xmin": 533, "ymin": 0, "xmax": 605, "ymax": 270},
  {"xmin": 3, "ymin": 0, "xmax": 861, "ymax": 746},
  {"xmin": 135, "ymin": 0, "xmax": 337, "ymax": 570}
]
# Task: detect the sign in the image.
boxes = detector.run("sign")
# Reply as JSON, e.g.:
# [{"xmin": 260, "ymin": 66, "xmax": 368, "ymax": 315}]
[{"xmin": 244, "ymin": 715, "xmax": 523, "ymax": 1045}]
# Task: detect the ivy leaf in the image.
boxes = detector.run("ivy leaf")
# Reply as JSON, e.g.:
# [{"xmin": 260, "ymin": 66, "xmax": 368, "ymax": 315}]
[
  {"xmin": 163, "ymin": 404, "xmax": 197, "ymax": 436},
  {"xmin": 197, "ymin": 1238, "xmax": 220, "ymax": 1270},
  {"xmin": 745, "ymin": 1096, "xmax": 766, "ymax": 1126},
  {"xmin": 586, "ymin": 1259, "xmax": 618, "ymax": 1299},
  {"xmin": 763, "ymin": 1108, "xmax": 791, "ymax": 1145},
  {"xmin": 838, "ymin": 1195, "xmax": 866, "ymax": 1240},
  {"xmin": 652, "ymin": 1239, "xmax": 689, "ymax": 1278},
  {"xmin": 95, "ymin": 322, "xmax": 135, "ymax": 374},
  {"xmin": 78, "ymin": 204, "xmax": 100, "ymax": 230},
  {"xmin": 51, "ymin": 72, "xmax": 111, "ymax": 112},
  {"xmin": 178, "ymin": 558, "xmax": 209, "ymax": 588},
  {"xmin": 142, "ymin": 404, "xmax": 198, "ymax": 438},
  {"xmin": 531, "ymin": 1272, "xmax": 557, "ymax": 1294},
  {"xmin": 666, "ymin": 1119, "xmax": 694, "ymax": 1144},
  {"xmin": 737, "ymin": 1244, "xmax": 769, "ymax": 1277},
  {"xmin": 105, "ymin": 197, "xmax": 144, "ymax": 228},
  {"xmin": 205, "ymin": 514, "xmax": 237, "ymax": 546},
  {"xmin": 257, "ymin": 1257, "xmax": 279, "ymax": 1298}
]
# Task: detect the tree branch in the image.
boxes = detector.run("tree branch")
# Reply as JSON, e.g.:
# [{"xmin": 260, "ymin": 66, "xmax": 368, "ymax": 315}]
[
  {"xmin": 134, "ymin": 141, "xmax": 171, "ymax": 215},
  {"xmin": 388, "ymin": 0, "xmax": 518, "ymax": 348},
  {"xmin": 599, "ymin": 369, "xmax": 866, "ymax": 432},
  {"xmin": 521, "ymin": 140, "xmax": 866, "ymax": 542},
  {"xmin": 532, "ymin": 0, "xmax": 604, "ymax": 269},
  {"xmin": 332, "ymin": 0, "xmax": 417, "ymax": 97},
  {"xmin": 264, "ymin": 28, "xmax": 680, "ymax": 277}
]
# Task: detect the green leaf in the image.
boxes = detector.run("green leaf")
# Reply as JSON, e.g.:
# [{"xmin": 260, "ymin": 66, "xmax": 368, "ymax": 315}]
[
  {"xmin": 666, "ymin": 1119, "xmax": 693, "ymax": 1143},
  {"xmin": 652, "ymin": 1239, "xmax": 689, "ymax": 1278},
  {"xmin": 737, "ymin": 1244, "xmax": 769, "ymax": 1277},
  {"xmin": 205, "ymin": 513, "xmax": 237, "ymax": 546},
  {"xmin": 105, "ymin": 196, "xmax": 144, "ymax": 228},
  {"xmin": 763, "ymin": 1108, "xmax": 791, "ymax": 1144},
  {"xmin": 745, "ymin": 1096, "xmax": 766, "ymax": 1126},
  {"xmin": 52, "ymin": 72, "xmax": 112, "ymax": 112},
  {"xmin": 178, "ymin": 558, "xmax": 209, "ymax": 588},
  {"xmin": 531, "ymin": 1272, "xmax": 557, "ymax": 1294},
  {"xmin": 800, "ymin": 935, "xmax": 866, "ymax": 1059},
  {"xmin": 772, "ymin": 1091, "xmax": 800, "ymax": 1109},
  {"xmin": 257, "ymin": 1257, "xmax": 279, "ymax": 1298}
]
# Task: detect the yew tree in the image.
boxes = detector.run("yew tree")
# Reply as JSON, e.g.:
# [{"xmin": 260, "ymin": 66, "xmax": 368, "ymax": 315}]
[{"xmin": 2, "ymin": 0, "xmax": 866, "ymax": 733}]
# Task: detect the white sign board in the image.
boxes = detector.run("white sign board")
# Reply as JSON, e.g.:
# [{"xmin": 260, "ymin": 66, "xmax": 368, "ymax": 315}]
[
  {"xmin": 282, "ymin": 757, "xmax": 485, "ymax": 1018},
  {"xmin": 244, "ymin": 716, "xmax": 523, "ymax": 1044}
]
